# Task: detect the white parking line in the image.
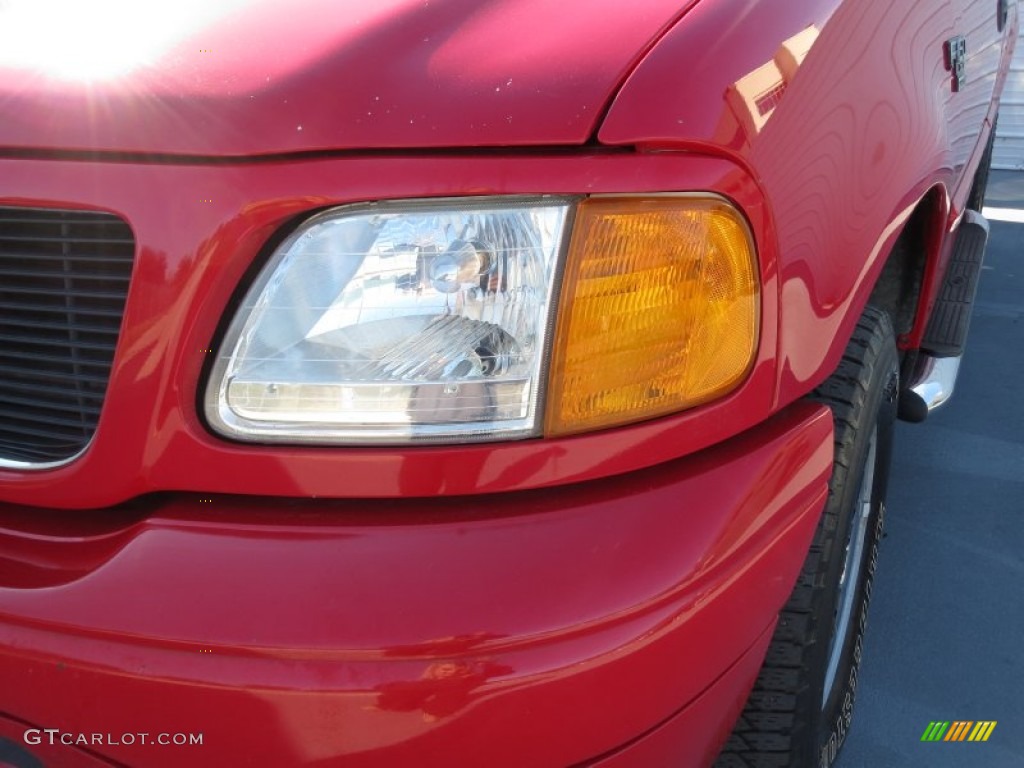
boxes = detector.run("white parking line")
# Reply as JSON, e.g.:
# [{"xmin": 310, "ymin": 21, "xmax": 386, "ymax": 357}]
[{"xmin": 982, "ymin": 206, "xmax": 1024, "ymax": 223}]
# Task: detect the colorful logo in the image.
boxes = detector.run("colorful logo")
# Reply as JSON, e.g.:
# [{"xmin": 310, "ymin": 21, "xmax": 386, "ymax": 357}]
[{"xmin": 921, "ymin": 721, "xmax": 997, "ymax": 742}]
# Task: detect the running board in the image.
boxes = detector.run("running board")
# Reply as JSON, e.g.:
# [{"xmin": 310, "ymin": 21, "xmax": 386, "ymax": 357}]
[
  {"xmin": 898, "ymin": 355, "xmax": 961, "ymax": 423},
  {"xmin": 921, "ymin": 209, "xmax": 989, "ymax": 357},
  {"xmin": 898, "ymin": 209, "xmax": 988, "ymax": 423}
]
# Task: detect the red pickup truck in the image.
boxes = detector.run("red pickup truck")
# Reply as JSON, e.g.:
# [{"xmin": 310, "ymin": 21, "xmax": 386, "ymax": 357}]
[{"xmin": 0, "ymin": 1, "xmax": 1014, "ymax": 767}]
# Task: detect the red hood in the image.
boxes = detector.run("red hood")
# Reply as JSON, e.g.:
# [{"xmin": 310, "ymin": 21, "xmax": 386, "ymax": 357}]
[{"xmin": 0, "ymin": 0, "xmax": 695, "ymax": 157}]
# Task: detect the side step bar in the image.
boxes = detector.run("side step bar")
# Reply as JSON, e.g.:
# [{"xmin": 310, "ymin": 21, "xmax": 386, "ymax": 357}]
[
  {"xmin": 920, "ymin": 210, "xmax": 990, "ymax": 356},
  {"xmin": 898, "ymin": 210, "xmax": 989, "ymax": 423}
]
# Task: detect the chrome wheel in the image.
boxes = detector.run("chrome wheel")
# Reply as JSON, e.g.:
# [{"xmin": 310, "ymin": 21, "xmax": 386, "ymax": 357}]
[{"xmin": 822, "ymin": 425, "xmax": 877, "ymax": 707}]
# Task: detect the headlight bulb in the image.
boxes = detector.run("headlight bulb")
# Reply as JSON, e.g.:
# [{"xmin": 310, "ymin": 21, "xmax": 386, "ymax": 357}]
[{"xmin": 429, "ymin": 239, "xmax": 492, "ymax": 293}]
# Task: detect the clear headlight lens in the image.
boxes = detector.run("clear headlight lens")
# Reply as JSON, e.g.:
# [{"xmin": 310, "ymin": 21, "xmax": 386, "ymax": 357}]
[{"xmin": 206, "ymin": 198, "xmax": 570, "ymax": 443}]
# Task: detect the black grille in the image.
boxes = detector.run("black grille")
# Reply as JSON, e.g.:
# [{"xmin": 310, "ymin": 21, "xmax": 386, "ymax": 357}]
[{"xmin": 0, "ymin": 206, "xmax": 134, "ymax": 464}]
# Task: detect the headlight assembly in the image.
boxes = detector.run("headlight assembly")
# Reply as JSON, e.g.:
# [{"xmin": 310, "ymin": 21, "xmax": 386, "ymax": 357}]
[{"xmin": 205, "ymin": 195, "xmax": 759, "ymax": 444}]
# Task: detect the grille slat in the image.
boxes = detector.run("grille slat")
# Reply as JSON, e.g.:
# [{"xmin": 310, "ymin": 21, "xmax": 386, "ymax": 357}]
[
  {"xmin": 0, "ymin": 349, "xmax": 119, "ymax": 368},
  {"xmin": 0, "ymin": 391, "xmax": 102, "ymax": 415},
  {"xmin": 0, "ymin": 362, "xmax": 117, "ymax": 385},
  {"xmin": 0, "ymin": 215, "xmax": 126, "ymax": 227},
  {"xmin": 0, "ymin": 268, "xmax": 131, "ymax": 282},
  {"xmin": 0, "ymin": 234, "xmax": 135, "ymax": 245},
  {"xmin": 0, "ymin": 442, "xmax": 72, "ymax": 461},
  {"xmin": 0, "ymin": 407, "xmax": 93, "ymax": 430},
  {"xmin": 0, "ymin": 318, "xmax": 121, "ymax": 336},
  {"xmin": 0, "ymin": 285, "xmax": 128, "ymax": 301},
  {"xmin": 0, "ymin": 252, "xmax": 138, "ymax": 264},
  {"xmin": 0, "ymin": 301, "xmax": 125, "ymax": 318},
  {"xmin": 1, "ymin": 377, "xmax": 107, "ymax": 401},
  {"xmin": 0, "ymin": 206, "xmax": 134, "ymax": 465},
  {"xmin": 0, "ymin": 443, "xmax": 81, "ymax": 462},
  {"xmin": 0, "ymin": 421, "xmax": 92, "ymax": 442},
  {"xmin": 0, "ymin": 332, "xmax": 118, "ymax": 352}
]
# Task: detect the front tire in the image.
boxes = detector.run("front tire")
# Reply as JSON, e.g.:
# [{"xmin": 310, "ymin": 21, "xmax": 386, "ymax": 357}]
[{"xmin": 716, "ymin": 306, "xmax": 899, "ymax": 768}]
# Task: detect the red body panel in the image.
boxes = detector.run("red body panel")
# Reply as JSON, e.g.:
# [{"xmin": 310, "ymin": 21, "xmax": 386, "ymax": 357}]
[
  {"xmin": 590, "ymin": 625, "xmax": 774, "ymax": 768},
  {"xmin": 600, "ymin": 0, "xmax": 1016, "ymax": 404},
  {"xmin": 0, "ymin": 403, "xmax": 831, "ymax": 768},
  {"xmin": 0, "ymin": 0, "xmax": 695, "ymax": 155}
]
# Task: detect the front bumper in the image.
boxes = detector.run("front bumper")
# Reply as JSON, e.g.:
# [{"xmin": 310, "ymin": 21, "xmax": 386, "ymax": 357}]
[{"xmin": 0, "ymin": 401, "xmax": 830, "ymax": 768}]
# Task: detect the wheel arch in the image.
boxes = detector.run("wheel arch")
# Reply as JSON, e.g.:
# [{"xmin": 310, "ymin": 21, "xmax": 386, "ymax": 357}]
[
  {"xmin": 773, "ymin": 180, "xmax": 954, "ymax": 410},
  {"xmin": 867, "ymin": 184, "xmax": 950, "ymax": 347}
]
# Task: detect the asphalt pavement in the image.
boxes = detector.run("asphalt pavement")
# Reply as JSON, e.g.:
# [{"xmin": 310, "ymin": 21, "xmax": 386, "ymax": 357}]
[{"xmin": 839, "ymin": 171, "xmax": 1024, "ymax": 767}]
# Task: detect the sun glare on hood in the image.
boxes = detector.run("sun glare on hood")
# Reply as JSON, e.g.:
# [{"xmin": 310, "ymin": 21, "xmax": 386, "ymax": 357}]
[{"xmin": 0, "ymin": 0, "xmax": 245, "ymax": 81}]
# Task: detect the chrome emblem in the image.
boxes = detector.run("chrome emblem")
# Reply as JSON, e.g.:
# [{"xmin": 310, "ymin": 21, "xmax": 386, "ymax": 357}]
[{"xmin": 945, "ymin": 36, "xmax": 967, "ymax": 92}]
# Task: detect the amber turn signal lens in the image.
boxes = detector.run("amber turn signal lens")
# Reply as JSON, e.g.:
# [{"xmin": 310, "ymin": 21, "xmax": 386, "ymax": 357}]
[{"xmin": 545, "ymin": 196, "xmax": 759, "ymax": 437}]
